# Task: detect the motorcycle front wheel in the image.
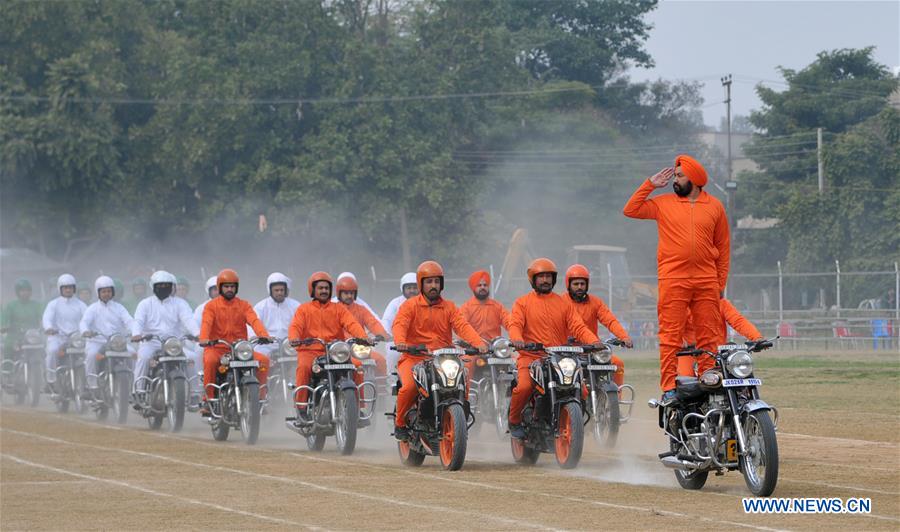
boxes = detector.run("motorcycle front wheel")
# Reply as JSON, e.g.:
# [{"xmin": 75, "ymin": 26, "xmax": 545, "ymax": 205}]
[
  {"xmin": 592, "ymin": 390, "xmax": 620, "ymax": 449},
  {"xmin": 166, "ymin": 378, "xmax": 186, "ymax": 433},
  {"xmin": 741, "ymin": 410, "xmax": 779, "ymax": 496},
  {"xmin": 28, "ymin": 362, "xmax": 42, "ymax": 407},
  {"xmin": 439, "ymin": 403, "xmax": 468, "ymax": 471},
  {"xmin": 239, "ymin": 383, "xmax": 261, "ymax": 445},
  {"xmin": 113, "ymin": 372, "xmax": 130, "ymax": 424},
  {"xmin": 555, "ymin": 402, "xmax": 584, "ymax": 469},
  {"xmin": 335, "ymin": 388, "xmax": 359, "ymax": 455}
]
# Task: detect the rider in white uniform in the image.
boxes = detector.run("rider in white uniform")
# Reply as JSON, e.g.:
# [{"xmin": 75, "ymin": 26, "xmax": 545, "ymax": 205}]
[
  {"xmin": 252, "ymin": 272, "xmax": 300, "ymax": 357},
  {"xmin": 42, "ymin": 274, "xmax": 87, "ymax": 388},
  {"xmin": 380, "ymin": 272, "xmax": 418, "ymax": 372},
  {"xmin": 80, "ymin": 276, "xmax": 135, "ymax": 393}
]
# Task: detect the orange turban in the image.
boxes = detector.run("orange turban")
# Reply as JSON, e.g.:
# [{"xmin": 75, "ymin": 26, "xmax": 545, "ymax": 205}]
[
  {"xmin": 675, "ymin": 154, "xmax": 708, "ymax": 187},
  {"xmin": 468, "ymin": 270, "xmax": 490, "ymax": 293}
]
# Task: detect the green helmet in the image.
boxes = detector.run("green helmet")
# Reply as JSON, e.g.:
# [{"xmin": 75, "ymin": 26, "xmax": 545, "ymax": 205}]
[
  {"xmin": 77, "ymin": 281, "xmax": 90, "ymax": 292},
  {"xmin": 14, "ymin": 278, "xmax": 32, "ymax": 291},
  {"xmin": 176, "ymin": 276, "xmax": 190, "ymax": 287},
  {"xmin": 132, "ymin": 277, "xmax": 147, "ymax": 288},
  {"xmin": 113, "ymin": 278, "xmax": 125, "ymax": 296}
]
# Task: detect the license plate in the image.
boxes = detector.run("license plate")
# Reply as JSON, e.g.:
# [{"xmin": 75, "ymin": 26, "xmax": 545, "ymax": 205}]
[
  {"xmin": 361, "ymin": 359, "xmax": 376, "ymax": 366},
  {"xmin": 230, "ymin": 360, "xmax": 259, "ymax": 368},
  {"xmin": 723, "ymin": 378, "xmax": 762, "ymax": 387},
  {"xmin": 323, "ymin": 364, "xmax": 356, "ymax": 370},
  {"xmin": 158, "ymin": 356, "xmax": 186, "ymax": 363},
  {"xmin": 726, "ymin": 439, "xmax": 738, "ymax": 461},
  {"xmin": 105, "ymin": 352, "xmax": 131, "ymax": 358},
  {"xmin": 487, "ymin": 358, "xmax": 513, "ymax": 365},
  {"xmin": 588, "ymin": 364, "xmax": 618, "ymax": 371}
]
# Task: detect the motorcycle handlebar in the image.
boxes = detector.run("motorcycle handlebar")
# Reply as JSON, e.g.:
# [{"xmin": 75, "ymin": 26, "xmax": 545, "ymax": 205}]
[{"xmin": 390, "ymin": 344, "xmax": 428, "ymax": 355}]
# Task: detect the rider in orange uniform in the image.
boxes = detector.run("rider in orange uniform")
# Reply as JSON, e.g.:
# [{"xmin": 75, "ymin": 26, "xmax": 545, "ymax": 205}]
[
  {"xmin": 681, "ymin": 298, "xmax": 764, "ymax": 376},
  {"xmin": 507, "ymin": 258, "xmax": 600, "ymax": 439},
  {"xmin": 199, "ymin": 269, "xmax": 271, "ymax": 408},
  {"xmin": 288, "ymin": 272, "xmax": 368, "ymax": 416},
  {"xmin": 391, "ymin": 261, "xmax": 486, "ymax": 439},
  {"xmin": 335, "ymin": 275, "xmax": 389, "ymax": 398},
  {"xmin": 459, "ymin": 270, "xmax": 510, "ymax": 393},
  {"xmin": 562, "ymin": 264, "xmax": 633, "ymax": 389}
]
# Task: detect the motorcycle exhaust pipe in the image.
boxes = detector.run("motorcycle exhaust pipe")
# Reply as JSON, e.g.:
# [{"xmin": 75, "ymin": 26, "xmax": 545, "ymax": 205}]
[{"xmin": 661, "ymin": 455, "xmax": 701, "ymax": 471}]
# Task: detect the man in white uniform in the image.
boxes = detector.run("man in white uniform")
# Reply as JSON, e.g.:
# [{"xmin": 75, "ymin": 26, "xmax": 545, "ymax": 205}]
[
  {"xmin": 42, "ymin": 274, "xmax": 87, "ymax": 390},
  {"xmin": 80, "ymin": 276, "xmax": 135, "ymax": 394},
  {"xmin": 380, "ymin": 272, "xmax": 418, "ymax": 371},
  {"xmin": 252, "ymin": 272, "xmax": 300, "ymax": 357},
  {"xmin": 131, "ymin": 271, "xmax": 199, "ymax": 394}
]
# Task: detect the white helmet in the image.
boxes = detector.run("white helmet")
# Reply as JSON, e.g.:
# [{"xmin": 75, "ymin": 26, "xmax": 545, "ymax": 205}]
[
  {"xmin": 204, "ymin": 276, "xmax": 217, "ymax": 291},
  {"xmin": 94, "ymin": 275, "xmax": 115, "ymax": 293},
  {"xmin": 57, "ymin": 274, "xmax": 76, "ymax": 289},
  {"xmin": 400, "ymin": 272, "xmax": 416, "ymax": 291},
  {"xmin": 266, "ymin": 272, "xmax": 291, "ymax": 292},
  {"xmin": 150, "ymin": 270, "xmax": 176, "ymax": 286},
  {"xmin": 336, "ymin": 272, "xmax": 356, "ymax": 282}
]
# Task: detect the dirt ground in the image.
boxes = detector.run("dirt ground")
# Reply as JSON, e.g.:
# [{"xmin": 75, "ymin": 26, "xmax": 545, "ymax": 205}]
[{"xmin": 1, "ymin": 348, "xmax": 898, "ymax": 531}]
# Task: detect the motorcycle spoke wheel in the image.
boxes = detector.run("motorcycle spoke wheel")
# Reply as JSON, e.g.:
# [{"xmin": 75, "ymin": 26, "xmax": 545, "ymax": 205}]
[{"xmin": 741, "ymin": 411, "xmax": 779, "ymax": 496}]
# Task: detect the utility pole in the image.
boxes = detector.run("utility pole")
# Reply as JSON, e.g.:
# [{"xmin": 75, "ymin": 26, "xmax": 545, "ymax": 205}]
[
  {"xmin": 817, "ymin": 127, "xmax": 824, "ymax": 194},
  {"xmin": 721, "ymin": 74, "xmax": 736, "ymax": 229}
]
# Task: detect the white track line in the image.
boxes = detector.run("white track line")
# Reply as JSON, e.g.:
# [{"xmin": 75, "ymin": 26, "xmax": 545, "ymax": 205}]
[
  {"xmin": 0, "ymin": 480, "xmax": 93, "ymax": 486},
  {"xmin": 0, "ymin": 428, "xmax": 559, "ymax": 531},
  {"xmin": 779, "ymin": 432, "xmax": 900, "ymax": 448},
  {"xmin": 0, "ymin": 453, "xmax": 325, "ymax": 530},
  {"xmin": 779, "ymin": 478, "xmax": 900, "ymax": 496}
]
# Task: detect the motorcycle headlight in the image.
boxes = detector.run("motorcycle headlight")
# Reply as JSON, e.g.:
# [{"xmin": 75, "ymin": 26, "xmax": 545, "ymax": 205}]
[
  {"xmin": 490, "ymin": 338, "xmax": 511, "ymax": 358},
  {"xmin": 558, "ymin": 357, "xmax": 577, "ymax": 378},
  {"xmin": 281, "ymin": 338, "xmax": 294, "ymax": 356},
  {"xmin": 328, "ymin": 341, "xmax": 351, "ymax": 363},
  {"xmin": 108, "ymin": 334, "xmax": 127, "ymax": 352},
  {"xmin": 725, "ymin": 350, "xmax": 754, "ymax": 378},
  {"xmin": 234, "ymin": 340, "xmax": 253, "ymax": 361},
  {"xmin": 163, "ymin": 337, "xmax": 183, "ymax": 357},
  {"xmin": 438, "ymin": 357, "xmax": 461, "ymax": 383},
  {"xmin": 25, "ymin": 329, "xmax": 42, "ymax": 345},
  {"xmin": 352, "ymin": 344, "xmax": 372, "ymax": 360},
  {"xmin": 592, "ymin": 348, "xmax": 612, "ymax": 364},
  {"xmin": 69, "ymin": 333, "xmax": 85, "ymax": 350}
]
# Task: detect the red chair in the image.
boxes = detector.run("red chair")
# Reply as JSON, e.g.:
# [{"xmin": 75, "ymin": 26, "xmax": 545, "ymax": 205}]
[{"xmin": 777, "ymin": 321, "xmax": 797, "ymax": 349}]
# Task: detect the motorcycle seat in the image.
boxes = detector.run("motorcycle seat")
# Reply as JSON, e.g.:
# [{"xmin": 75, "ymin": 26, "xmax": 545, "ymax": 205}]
[{"xmin": 675, "ymin": 376, "xmax": 704, "ymax": 401}]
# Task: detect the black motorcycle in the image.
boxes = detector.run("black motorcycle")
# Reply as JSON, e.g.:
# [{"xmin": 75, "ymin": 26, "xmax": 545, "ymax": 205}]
[
  {"xmin": 509, "ymin": 343, "xmax": 585, "ymax": 469},
  {"xmin": 389, "ymin": 344, "xmax": 472, "ymax": 471},
  {"xmin": 85, "ymin": 333, "xmax": 134, "ymax": 424},
  {"xmin": 466, "ymin": 337, "xmax": 515, "ymax": 438},
  {"xmin": 50, "ymin": 332, "xmax": 87, "ymax": 414},
  {"xmin": 578, "ymin": 338, "xmax": 634, "ymax": 449},
  {"xmin": 203, "ymin": 337, "xmax": 270, "ymax": 445},
  {"xmin": 286, "ymin": 338, "xmax": 372, "ymax": 455},
  {"xmin": 649, "ymin": 339, "xmax": 779, "ymax": 496},
  {"xmin": 0, "ymin": 328, "xmax": 44, "ymax": 406},
  {"xmin": 133, "ymin": 334, "xmax": 192, "ymax": 432}
]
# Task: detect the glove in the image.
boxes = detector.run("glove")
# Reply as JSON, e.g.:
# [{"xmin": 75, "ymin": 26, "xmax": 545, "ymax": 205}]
[{"xmin": 256, "ymin": 337, "xmax": 272, "ymax": 345}]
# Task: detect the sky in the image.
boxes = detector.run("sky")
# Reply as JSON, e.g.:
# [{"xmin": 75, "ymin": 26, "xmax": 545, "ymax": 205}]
[{"xmin": 631, "ymin": 0, "xmax": 900, "ymax": 128}]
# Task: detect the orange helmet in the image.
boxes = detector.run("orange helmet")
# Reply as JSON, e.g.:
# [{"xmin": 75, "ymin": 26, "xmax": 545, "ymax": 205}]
[
  {"xmin": 307, "ymin": 271, "xmax": 332, "ymax": 298},
  {"xmin": 216, "ymin": 269, "xmax": 240, "ymax": 293},
  {"xmin": 416, "ymin": 260, "xmax": 444, "ymax": 291},
  {"xmin": 527, "ymin": 258, "xmax": 558, "ymax": 289},
  {"xmin": 565, "ymin": 264, "xmax": 591, "ymax": 290},
  {"xmin": 335, "ymin": 276, "xmax": 358, "ymax": 296}
]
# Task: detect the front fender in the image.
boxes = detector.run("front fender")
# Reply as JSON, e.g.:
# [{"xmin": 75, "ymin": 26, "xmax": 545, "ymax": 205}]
[
  {"xmin": 239, "ymin": 371, "xmax": 260, "ymax": 386},
  {"xmin": 166, "ymin": 365, "xmax": 186, "ymax": 381},
  {"xmin": 600, "ymin": 381, "xmax": 619, "ymax": 393},
  {"xmin": 742, "ymin": 399, "xmax": 772, "ymax": 414},
  {"xmin": 337, "ymin": 376, "xmax": 357, "ymax": 392}
]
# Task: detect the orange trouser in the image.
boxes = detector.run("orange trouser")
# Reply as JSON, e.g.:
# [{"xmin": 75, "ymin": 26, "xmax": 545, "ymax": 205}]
[
  {"xmin": 657, "ymin": 279, "xmax": 721, "ymax": 391},
  {"xmin": 294, "ymin": 350, "xmax": 323, "ymax": 405},
  {"xmin": 508, "ymin": 353, "xmax": 542, "ymax": 425},
  {"xmin": 352, "ymin": 351, "xmax": 387, "ymax": 402},
  {"xmin": 676, "ymin": 351, "xmax": 716, "ymax": 377},
  {"xmin": 395, "ymin": 354, "xmax": 427, "ymax": 428},
  {"xmin": 581, "ymin": 355, "xmax": 625, "ymax": 399},
  {"xmin": 203, "ymin": 348, "xmax": 269, "ymax": 399},
  {"xmin": 462, "ymin": 355, "xmax": 477, "ymax": 397}
]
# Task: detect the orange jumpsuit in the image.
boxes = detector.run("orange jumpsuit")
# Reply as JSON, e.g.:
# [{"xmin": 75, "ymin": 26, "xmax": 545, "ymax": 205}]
[
  {"xmin": 681, "ymin": 298, "xmax": 763, "ymax": 375},
  {"xmin": 342, "ymin": 301, "xmax": 389, "ymax": 398},
  {"xmin": 507, "ymin": 291, "xmax": 599, "ymax": 425},
  {"xmin": 200, "ymin": 297, "xmax": 270, "ymax": 399},
  {"xmin": 624, "ymin": 178, "xmax": 730, "ymax": 391},
  {"xmin": 565, "ymin": 293, "xmax": 629, "ymax": 387},
  {"xmin": 459, "ymin": 296, "xmax": 510, "ymax": 393},
  {"xmin": 288, "ymin": 300, "xmax": 367, "ymax": 405},
  {"xmin": 391, "ymin": 295, "xmax": 485, "ymax": 428}
]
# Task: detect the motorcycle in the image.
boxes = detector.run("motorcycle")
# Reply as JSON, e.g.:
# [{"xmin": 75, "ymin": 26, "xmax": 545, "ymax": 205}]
[
  {"xmin": 578, "ymin": 338, "xmax": 635, "ymax": 448},
  {"xmin": 352, "ymin": 337, "xmax": 387, "ymax": 431},
  {"xmin": 648, "ymin": 339, "xmax": 779, "ymax": 496},
  {"xmin": 389, "ymin": 344, "xmax": 472, "ymax": 471},
  {"xmin": 0, "ymin": 328, "xmax": 44, "ymax": 406},
  {"xmin": 266, "ymin": 337, "xmax": 298, "ymax": 411},
  {"xmin": 466, "ymin": 337, "xmax": 515, "ymax": 438},
  {"xmin": 49, "ymin": 332, "xmax": 87, "ymax": 414},
  {"xmin": 203, "ymin": 337, "xmax": 270, "ymax": 444},
  {"xmin": 84, "ymin": 333, "xmax": 134, "ymax": 424},
  {"xmin": 133, "ymin": 334, "xmax": 192, "ymax": 432},
  {"xmin": 286, "ymin": 338, "xmax": 374, "ymax": 455},
  {"xmin": 508, "ymin": 343, "xmax": 585, "ymax": 469}
]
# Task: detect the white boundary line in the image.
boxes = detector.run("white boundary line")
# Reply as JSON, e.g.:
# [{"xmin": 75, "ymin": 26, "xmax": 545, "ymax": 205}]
[{"xmin": 0, "ymin": 453, "xmax": 325, "ymax": 530}]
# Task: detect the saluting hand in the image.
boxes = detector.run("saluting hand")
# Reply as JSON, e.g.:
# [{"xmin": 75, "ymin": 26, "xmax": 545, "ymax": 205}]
[{"xmin": 649, "ymin": 167, "xmax": 674, "ymax": 188}]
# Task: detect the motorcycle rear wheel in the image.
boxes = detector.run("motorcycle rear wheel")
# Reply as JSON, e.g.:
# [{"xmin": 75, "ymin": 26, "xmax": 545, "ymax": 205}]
[
  {"xmin": 439, "ymin": 403, "xmax": 468, "ymax": 471},
  {"xmin": 741, "ymin": 410, "xmax": 779, "ymax": 496},
  {"xmin": 307, "ymin": 432, "xmax": 326, "ymax": 451},
  {"xmin": 398, "ymin": 439, "xmax": 425, "ymax": 467},
  {"xmin": 212, "ymin": 420, "xmax": 230, "ymax": 441},
  {"xmin": 510, "ymin": 436, "xmax": 539, "ymax": 465},
  {"xmin": 671, "ymin": 438, "xmax": 709, "ymax": 490},
  {"xmin": 555, "ymin": 402, "xmax": 584, "ymax": 469}
]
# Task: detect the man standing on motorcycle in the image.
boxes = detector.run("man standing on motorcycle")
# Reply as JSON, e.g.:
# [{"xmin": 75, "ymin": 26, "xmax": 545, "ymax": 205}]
[
  {"xmin": 623, "ymin": 155, "xmax": 730, "ymax": 401},
  {"xmin": 199, "ymin": 269, "xmax": 272, "ymax": 409},
  {"xmin": 42, "ymin": 274, "xmax": 88, "ymax": 390},
  {"xmin": 507, "ymin": 259, "xmax": 601, "ymax": 440},
  {"xmin": 681, "ymin": 298, "xmax": 763, "ymax": 376},
  {"xmin": 1, "ymin": 279, "xmax": 43, "ymax": 357},
  {"xmin": 252, "ymin": 272, "xmax": 300, "ymax": 357},
  {"xmin": 131, "ymin": 271, "xmax": 199, "ymax": 393},
  {"xmin": 288, "ymin": 272, "xmax": 368, "ymax": 418},
  {"xmin": 80, "ymin": 276, "xmax": 135, "ymax": 395},
  {"xmin": 391, "ymin": 260, "xmax": 487, "ymax": 440},
  {"xmin": 335, "ymin": 275, "xmax": 389, "ymax": 391},
  {"xmin": 381, "ymin": 272, "xmax": 418, "ymax": 372},
  {"xmin": 563, "ymin": 264, "xmax": 633, "ymax": 388},
  {"xmin": 459, "ymin": 270, "xmax": 509, "ymax": 392}
]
